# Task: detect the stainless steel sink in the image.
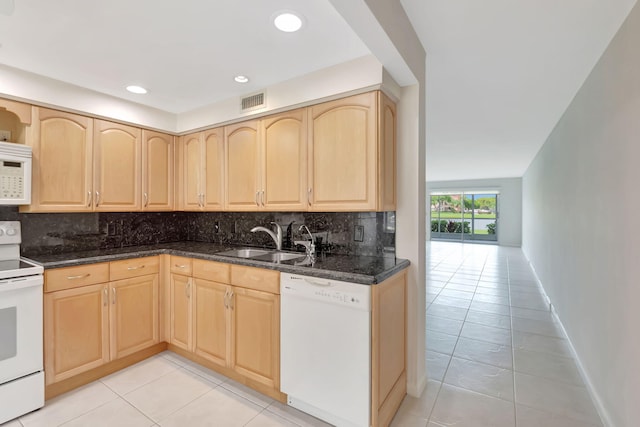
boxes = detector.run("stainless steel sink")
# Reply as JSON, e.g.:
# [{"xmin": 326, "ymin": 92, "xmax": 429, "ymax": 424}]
[
  {"xmin": 251, "ymin": 251, "xmax": 307, "ymax": 263},
  {"xmin": 216, "ymin": 248, "xmax": 271, "ymax": 258},
  {"xmin": 216, "ymin": 248, "xmax": 306, "ymax": 263}
]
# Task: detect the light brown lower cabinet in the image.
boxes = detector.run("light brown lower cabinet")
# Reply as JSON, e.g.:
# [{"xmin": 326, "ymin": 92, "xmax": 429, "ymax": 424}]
[
  {"xmin": 44, "ymin": 258, "xmax": 160, "ymax": 387},
  {"xmin": 371, "ymin": 270, "xmax": 407, "ymax": 427},
  {"xmin": 43, "ymin": 253, "xmax": 407, "ymax": 425},
  {"xmin": 167, "ymin": 260, "xmax": 281, "ymax": 397}
]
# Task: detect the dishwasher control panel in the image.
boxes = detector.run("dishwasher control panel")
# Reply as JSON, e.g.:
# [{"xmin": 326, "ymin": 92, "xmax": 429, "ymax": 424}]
[{"xmin": 280, "ymin": 273, "xmax": 371, "ymax": 310}]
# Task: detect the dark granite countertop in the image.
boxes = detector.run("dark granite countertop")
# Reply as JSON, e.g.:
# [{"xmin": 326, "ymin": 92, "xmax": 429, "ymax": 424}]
[{"xmin": 23, "ymin": 242, "xmax": 410, "ymax": 285}]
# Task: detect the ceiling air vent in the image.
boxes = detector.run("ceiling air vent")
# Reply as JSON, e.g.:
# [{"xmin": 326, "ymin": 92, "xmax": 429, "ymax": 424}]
[{"xmin": 240, "ymin": 92, "xmax": 266, "ymax": 112}]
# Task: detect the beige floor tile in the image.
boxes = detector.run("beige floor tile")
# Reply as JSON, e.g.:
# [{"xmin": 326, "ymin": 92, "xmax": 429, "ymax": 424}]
[
  {"xmin": 514, "ymin": 372, "xmax": 602, "ymax": 425},
  {"xmin": 513, "ymin": 349, "xmax": 583, "ymax": 385},
  {"xmin": 460, "ymin": 322, "xmax": 512, "ymax": 346},
  {"xmin": 389, "ymin": 411, "xmax": 428, "ymax": 427},
  {"xmin": 60, "ymin": 398, "xmax": 153, "ymax": 427},
  {"xmin": 443, "ymin": 357, "xmax": 514, "ymax": 401},
  {"xmin": 510, "ymin": 306, "xmax": 554, "ymax": 321},
  {"xmin": 124, "ymin": 368, "xmax": 216, "ymax": 422},
  {"xmin": 426, "ymin": 351, "xmax": 450, "ymax": 381},
  {"xmin": 512, "ymin": 317, "xmax": 563, "ymax": 338},
  {"xmin": 453, "ymin": 337, "xmax": 513, "ymax": 369},
  {"xmin": 515, "ymin": 404, "xmax": 602, "ymax": 427},
  {"xmin": 468, "ymin": 300, "xmax": 511, "ymax": 316},
  {"xmin": 433, "ymin": 295, "xmax": 472, "ymax": 309},
  {"xmin": 265, "ymin": 402, "xmax": 332, "ymax": 427},
  {"xmin": 430, "ymin": 383, "xmax": 515, "ymax": 427},
  {"xmin": 20, "ymin": 382, "xmax": 118, "ymax": 427},
  {"xmin": 245, "ymin": 411, "xmax": 299, "ymax": 427},
  {"xmin": 426, "ymin": 330, "xmax": 459, "ymax": 355},
  {"xmin": 1, "ymin": 420, "xmax": 23, "ymax": 427},
  {"xmin": 101, "ymin": 356, "xmax": 179, "ymax": 395},
  {"xmin": 426, "ymin": 304, "xmax": 468, "ymax": 321},
  {"xmin": 512, "ymin": 331, "xmax": 573, "ymax": 358},
  {"xmin": 465, "ymin": 310, "xmax": 511, "ymax": 330},
  {"xmin": 158, "ymin": 387, "xmax": 261, "ymax": 427},
  {"xmin": 426, "ymin": 315, "xmax": 464, "ymax": 336},
  {"xmin": 472, "ymin": 293, "xmax": 510, "ymax": 306}
]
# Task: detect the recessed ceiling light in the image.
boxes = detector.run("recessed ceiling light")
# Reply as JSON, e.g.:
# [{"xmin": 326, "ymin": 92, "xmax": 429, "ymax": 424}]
[
  {"xmin": 126, "ymin": 85, "xmax": 147, "ymax": 94},
  {"xmin": 234, "ymin": 75, "xmax": 249, "ymax": 83},
  {"xmin": 274, "ymin": 12, "xmax": 303, "ymax": 32}
]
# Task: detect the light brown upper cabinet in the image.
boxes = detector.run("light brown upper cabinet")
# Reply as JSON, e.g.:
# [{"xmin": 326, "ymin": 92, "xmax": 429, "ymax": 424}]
[
  {"xmin": 260, "ymin": 109, "xmax": 307, "ymax": 211},
  {"xmin": 178, "ymin": 128, "xmax": 224, "ymax": 211},
  {"xmin": 225, "ymin": 121, "xmax": 260, "ymax": 210},
  {"xmin": 225, "ymin": 110, "xmax": 307, "ymax": 211},
  {"xmin": 93, "ymin": 120, "xmax": 142, "ymax": 211},
  {"xmin": 26, "ymin": 108, "xmax": 94, "ymax": 212},
  {"xmin": 142, "ymin": 130, "xmax": 174, "ymax": 211},
  {"xmin": 308, "ymin": 91, "xmax": 396, "ymax": 211},
  {"xmin": 26, "ymin": 110, "xmax": 147, "ymax": 212}
]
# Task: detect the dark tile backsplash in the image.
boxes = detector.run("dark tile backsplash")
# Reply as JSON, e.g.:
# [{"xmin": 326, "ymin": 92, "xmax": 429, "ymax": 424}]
[{"xmin": 0, "ymin": 207, "xmax": 395, "ymax": 258}]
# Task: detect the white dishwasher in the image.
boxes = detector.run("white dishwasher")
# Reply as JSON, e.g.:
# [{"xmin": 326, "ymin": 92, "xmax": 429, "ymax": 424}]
[{"xmin": 280, "ymin": 273, "xmax": 371, "ymax": 427}]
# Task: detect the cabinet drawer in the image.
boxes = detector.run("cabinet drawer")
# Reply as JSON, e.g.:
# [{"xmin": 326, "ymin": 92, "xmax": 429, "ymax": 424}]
[
  {"xmin": 230, "ymin": 265, "xmax": 279, "ymax": 294},
  {"xmin": 192, "ymin": 259, "xmax": 230, "ymax": 283},
  {"xmin": 170, "ymin": 256, "xmax": 193, "ymax": 275},
  {"xmin": 45, "ymin": 263, "xmax": 110, "ymax": 292},
  {"xmin": 110, "ymin": 256, "xmax": 159, "ymax": 281}
]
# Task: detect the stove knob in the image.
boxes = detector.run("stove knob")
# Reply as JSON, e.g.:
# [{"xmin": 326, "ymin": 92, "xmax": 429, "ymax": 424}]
[
  {"xmin": 0, "ymin": 229, "xmax": 4, "ymax": 236},
  {"xmin": 6, "ymin": 228, "xmax": 16, "ymax": 236}
]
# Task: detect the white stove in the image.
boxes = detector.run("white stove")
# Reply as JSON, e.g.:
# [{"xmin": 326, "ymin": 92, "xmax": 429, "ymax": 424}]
[{"xmin": 0, "ymin": 221, "xmax": 44, "ymax": 424}]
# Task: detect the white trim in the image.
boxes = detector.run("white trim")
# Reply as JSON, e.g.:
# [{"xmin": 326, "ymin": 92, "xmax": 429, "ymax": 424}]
[{"xmin": 525, "ymin": 256, "xmax": 614, "ymax": 427}]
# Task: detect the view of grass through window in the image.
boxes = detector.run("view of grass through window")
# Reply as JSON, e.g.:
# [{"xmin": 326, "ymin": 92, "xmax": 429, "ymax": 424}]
[{"xmin": 430, "ymin": 192, "xmax": 498, "ymax": 242}]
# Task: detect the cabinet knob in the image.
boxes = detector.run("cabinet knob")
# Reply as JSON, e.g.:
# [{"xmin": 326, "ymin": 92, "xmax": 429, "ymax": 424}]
[
  {"xmin": 87, "ymin": 191, "xmax": 92, "ymax": 207},
  {"xmin": 143, "ymin": 192, "xmax": 148, "ymax": 207}
]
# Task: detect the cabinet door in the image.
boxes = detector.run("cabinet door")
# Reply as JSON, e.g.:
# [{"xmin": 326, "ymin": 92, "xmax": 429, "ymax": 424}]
[
  {"xmin": 193, "ymin": 278, "xmax": 230, "ymax": 367},
  {"xmin": 94, "ymin": 120, "xmax": 142, "ymax": 211},
  {"xmin": 110, "ymin": 274, "xmax": 159, "ymax": 360},
  {"xmin": 170, "ymin": 274, "xmax": 192, "ymax": 351},
  {"xmin": 182, "ymin": 133, "xmax": 203, "ymax": 211},
  {"xmin": 225, "ymin": 121, "xmax": 260, "ymax": 211},
  {"xmin": 203, "ymin": 128, "xmax": 225, "ymax": 210},
  {"xmin": 308, "ymin": 92, "xmax": 377, "ymax": 211},
  {"xmin": 261, "ymin": 110, "xmax": 307, "ymax": 211},
  {"xmin": 142, "ymin": 130, "xmax": 173, "ymax": 211},
  {"xmin": 44, "ymin": 284, "xmax": 109, "ymax": 385},
  {"xmin": 29, "ymin": 108, "xmax": 93, "ymax": 212},
  {"xmin": 230, "ymin": 287, "xmax": 279, "ymax": 389},
  {"xmin": 378, "ymin": 92, "xmax": 397, "ymax": 211}
]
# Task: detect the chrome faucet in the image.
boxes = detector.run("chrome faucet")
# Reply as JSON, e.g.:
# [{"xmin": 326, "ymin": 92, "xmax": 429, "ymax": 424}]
[
  {"xmin": 295, "ymin": 225, "xmax": 316, "ymax": 258},
  {"xmin": 250, "ymin": 222, "xmax": 283, "ymax": 250}
]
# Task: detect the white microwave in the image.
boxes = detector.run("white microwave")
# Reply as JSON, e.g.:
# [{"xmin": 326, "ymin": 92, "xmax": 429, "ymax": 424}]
[{"xmin": 0, "ymin": 141, "xmax": 31, "ymax": 205}]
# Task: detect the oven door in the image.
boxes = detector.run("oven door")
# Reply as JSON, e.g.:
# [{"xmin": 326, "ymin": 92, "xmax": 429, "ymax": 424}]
[{"xmin": 0, "ymin": 275, "xmax": 43, "ymax": 384}]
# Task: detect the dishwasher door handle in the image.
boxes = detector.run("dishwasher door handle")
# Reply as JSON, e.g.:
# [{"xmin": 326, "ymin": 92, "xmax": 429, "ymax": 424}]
[{"xmin": 303, "ymin": 278, "xmax": 333, "ymax": 287}]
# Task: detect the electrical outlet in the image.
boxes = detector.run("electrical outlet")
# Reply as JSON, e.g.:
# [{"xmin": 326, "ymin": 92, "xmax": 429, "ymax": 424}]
[
  {"xmin": 0, "ymin": 130, "xmax": 11, "ymax": 142},
  {"xmin": 354, "ymin": 225, "xmax": 364, "ymax": 242}
]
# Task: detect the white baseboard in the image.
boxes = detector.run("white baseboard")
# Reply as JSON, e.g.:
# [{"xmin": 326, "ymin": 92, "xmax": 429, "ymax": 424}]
[{"xmin": 525, "ymin": 257, "xmax": 614, "ymax": 427}]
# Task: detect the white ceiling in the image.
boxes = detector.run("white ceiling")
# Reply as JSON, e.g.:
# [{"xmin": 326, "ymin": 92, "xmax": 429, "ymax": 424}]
[
  {"xmin": 402, "ymin": 0, "xmax": 637, "ymax": 181},
  {"xmin": 0, "ymin": 0, "xmax": 369, "ymax": 114},
  {"xmin": 1, "ymin": 0, "xmax": 638, "ymax": 182}
]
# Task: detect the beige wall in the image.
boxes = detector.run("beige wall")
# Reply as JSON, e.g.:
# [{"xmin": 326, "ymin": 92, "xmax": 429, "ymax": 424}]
[{"xmin": 522, "ymin": 2, "xmax": 640, "ymax": 425}]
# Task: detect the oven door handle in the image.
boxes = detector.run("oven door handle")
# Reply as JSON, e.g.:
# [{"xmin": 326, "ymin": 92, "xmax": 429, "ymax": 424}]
[{"xmin": 0, "ymin": 276, "xmax": 43, "ymax": 293}]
